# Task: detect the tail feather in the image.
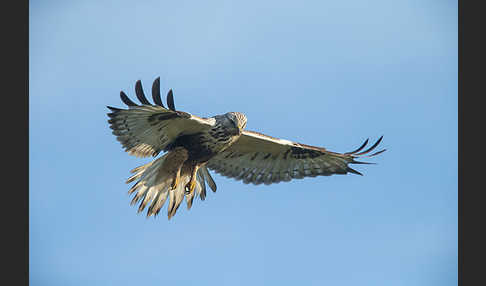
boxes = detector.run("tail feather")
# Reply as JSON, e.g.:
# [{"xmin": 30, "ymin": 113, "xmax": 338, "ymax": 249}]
[
  {"xmin": 126, "ymin": 163, "xmax": 152, "ymax": 183},
  {"xmin": 200, "ymin": 166, "xmax": 217, "ymax": 192},
  {"xmin": 168, "ymin": 176, "xmax": 187, "ymax": 219},
  {"xmin": 186, "ymin": 189, "xmax": 196, "ymax": 210},
  {"xmin": 166, "ymin": 186, "xmax": 176, "ymax": 218},
  {"xmin": 194, "ymin": 171, "xmax": 207, "ymax": 203},
  {"xmin": 126, "ymin": 154, "xmax": 216, "ymax": 219},
  {"xmin": 185, "ymin": 172, "xmax": 203, "ymax": 210},
  {"xmin": 147, "ymin": 185, "xmax": 169, "ymax": 217}
]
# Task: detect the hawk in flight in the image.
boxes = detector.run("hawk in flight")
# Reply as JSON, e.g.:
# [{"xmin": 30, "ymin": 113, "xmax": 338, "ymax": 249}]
[{"xmin": 107, "ymin": 78, "xmax": 386, "ymax": 219}]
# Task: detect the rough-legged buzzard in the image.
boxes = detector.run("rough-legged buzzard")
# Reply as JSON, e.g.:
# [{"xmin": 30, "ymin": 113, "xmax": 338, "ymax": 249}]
[{"xmin": 107, "ymin": 78, "xmax": 385, "ymax": 219}]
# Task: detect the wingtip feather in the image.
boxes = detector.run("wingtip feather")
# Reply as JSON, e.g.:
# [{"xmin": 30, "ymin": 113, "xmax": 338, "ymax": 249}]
[
  {"xmin": 151, "ymin": 77, "xmax": 165, "ymax": 107},
  {"xmin": 346, "ymin": 167, "xmax": 363, "ymax": 176},
  {"xmin": 135, "ymin": 80, "xmax": 151, "ymax": 105},
  {"xmin": 120, "ymin": 91, "xmax": 138, "ymax": 107},
  {"xmin": 167, "ymin": 89, "xmax": 176, "ymax": 111}
]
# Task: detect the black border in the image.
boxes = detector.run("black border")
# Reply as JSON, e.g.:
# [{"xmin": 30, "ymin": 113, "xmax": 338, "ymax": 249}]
[
  {"xmin": 4, "ymin": 0, "xmax": 29, "ymax": 285},
  {"xmin": 459, "ymin": 0, "xmax": 482, "ymax": 285}
]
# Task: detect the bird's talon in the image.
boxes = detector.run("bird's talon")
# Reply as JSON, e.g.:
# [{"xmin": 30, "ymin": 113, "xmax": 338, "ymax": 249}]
[
  {"xmin": 170, "ymin": 176, "xmax": 179, "ymax": 191},
  {"xmin": 185, "ymin": 180, "xmax": 196, "ymax": 195}
]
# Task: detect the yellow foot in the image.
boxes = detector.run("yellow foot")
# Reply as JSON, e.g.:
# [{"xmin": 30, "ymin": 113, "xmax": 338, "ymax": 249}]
[
  {"xmin": 170, "ymin": 175, "xmax": 179, "ymax": 191},
  {"xmin": 184, "ymin": 179, "xmax": 197, "ymax": 195}
]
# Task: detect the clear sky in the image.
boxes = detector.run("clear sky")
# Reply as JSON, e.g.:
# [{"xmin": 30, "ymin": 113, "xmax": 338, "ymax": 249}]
[{"xmin": 30, "ymin": 0, "xmax": 457, "ymax": 285}]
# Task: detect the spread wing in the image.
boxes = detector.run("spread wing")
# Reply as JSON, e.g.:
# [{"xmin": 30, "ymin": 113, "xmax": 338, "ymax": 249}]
[
  {"xmin": 206, "ymin": 130, "xmax": 385, "ymax": 185},
  {"xmin": 107, "ymin": 78, "xmax": 215, "ymax": 157}
]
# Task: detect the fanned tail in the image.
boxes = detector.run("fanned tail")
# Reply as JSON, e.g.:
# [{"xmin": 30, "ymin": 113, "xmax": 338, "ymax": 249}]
[{"xmin": 126, "ymin": 155, "xmax": 216, "ymax": 219}]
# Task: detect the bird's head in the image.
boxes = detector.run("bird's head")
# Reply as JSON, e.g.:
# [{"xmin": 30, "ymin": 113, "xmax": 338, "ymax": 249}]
[{"xmin": 225, "ymin": 112, "xmax": 247, "ymax": 131}]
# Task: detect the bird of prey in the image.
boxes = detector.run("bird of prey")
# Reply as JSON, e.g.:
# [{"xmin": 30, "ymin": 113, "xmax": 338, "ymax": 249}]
[{"xmin": 107, "ymin": 78, "xmax": 386, "ymax": 219}]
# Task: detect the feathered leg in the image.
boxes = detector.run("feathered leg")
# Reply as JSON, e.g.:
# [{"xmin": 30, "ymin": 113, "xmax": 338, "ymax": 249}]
[{"xmin": 158, "ymin": 147, "xmax": 188, "ymax": 191}]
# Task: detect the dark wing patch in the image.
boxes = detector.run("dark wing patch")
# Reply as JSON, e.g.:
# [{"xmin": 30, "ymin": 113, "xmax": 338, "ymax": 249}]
[{"xmin": 289, "ymin": 146, "xmax": 322, "ymax": 159}]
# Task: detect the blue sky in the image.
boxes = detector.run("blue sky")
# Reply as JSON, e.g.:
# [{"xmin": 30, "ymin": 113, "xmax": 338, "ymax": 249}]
[{"xmin": 30, "ymin": 0, "xmax": 457, "ymax": 285}]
